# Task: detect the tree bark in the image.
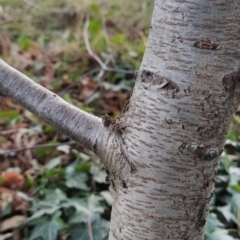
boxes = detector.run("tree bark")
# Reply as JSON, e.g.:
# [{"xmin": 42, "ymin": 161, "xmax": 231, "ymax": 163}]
[
  {"xmin": 108, "ymin": 1, "xmax": 240, "ymax": 239},
  {"xmin": 0, "ymin": 0, "xmax": 240, "ymax": 239}
]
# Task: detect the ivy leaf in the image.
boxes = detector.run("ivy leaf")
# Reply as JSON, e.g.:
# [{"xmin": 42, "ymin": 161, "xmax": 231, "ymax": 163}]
[
  {"xmin": 230, "ymin": 193, "xmax": 240, "ymax": 222},
  {"xmin": 65, "ymin": 172, "xmax": 89, "ymax": 190},
  {"xmin": 27, "ymin": 208, "xmax": 59, "ymax": 223},
  {"xmin": 44, "ymin": 188, "xmax": 67, "ymax": 205},
  {"xmin": 28, "ymin": 212, "xmax": 65, "ymax": 240},
  {"xmin": 45, "ymin": 157, "xmax": 61, "ymax": 170},
  {"xmin": 217, "ymin": 204, "xmax": 235, "ymax": 223},
  {"xmin": 205, "ymin": 229, "xmax": 236, "ymax": 240},
  {"xmin": 29, "ymin": 219, "xmax": 62, "ymax": 240},
  {"xmin": 69, "ymin": 213, "xmax": 109, "ymax": 240},
  {"xmin": 56, "ymin": 145, "xmax": 71, "ymax": 154},
  {"xmin": 231, "ymin": 184, "xmax": 240, "ymax": 193},
  {"xmin": 0, "ymin": 204, "xmax": 12, "ymax": 218},
  {"xmin": 205, "ymin": 213, "xmax": 224, "ymax": 235},
  {"xmin": 229, "ymin": 166, "xmax": 240, "ymax": 186},
  {"xmin": 63, "ymin": 195, "xmax": 104, "ymax": 224},
  {"xmin": 100, "ymin": 191, "xmax": 113, "ymax": 206},
  {"xmin": 220, "ymin": 154, "xmax": 231, "ymax": 174},
  {"xmin": 91, "ymin": 165, "xmax": 107, "ymax": 183}
]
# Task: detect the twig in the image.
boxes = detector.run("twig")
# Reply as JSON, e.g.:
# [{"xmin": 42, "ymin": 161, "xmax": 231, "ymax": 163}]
[
  {"xmin": 0, "ymin": 141, "xmax": 76, "ymax": 157},
  {"xmin": 0, "ymin": 129, "xmax": 25, "ymax": 135},
  {"xmin": 87, "ymin": 218, "xmax": 94, "ymax": 240},
  {"xmin": 21, "ymin": 0, "xmax": 51, "ymax": 12},
  {"xmin": 83, "ymin": 16, "xmax": 135, "ymax": 75}
]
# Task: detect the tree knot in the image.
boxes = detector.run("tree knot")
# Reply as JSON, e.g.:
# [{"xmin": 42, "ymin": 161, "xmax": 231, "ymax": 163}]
[
  {"xmin": 222, "ymin": 69, "xmax": 240, "ymax": 92},
  {"xmin": 182, "ymin": 142, "xmax": 221, "ymax": 161}
]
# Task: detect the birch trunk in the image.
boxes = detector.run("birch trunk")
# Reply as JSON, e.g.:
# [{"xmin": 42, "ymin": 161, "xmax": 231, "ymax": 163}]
[
  {"xmin": 0, "ymin": 0, "xmax": 240, "ymax": 240},
  {"xmin": 107, "ymin": 0, "xmax": 240, "ymax": 239}
]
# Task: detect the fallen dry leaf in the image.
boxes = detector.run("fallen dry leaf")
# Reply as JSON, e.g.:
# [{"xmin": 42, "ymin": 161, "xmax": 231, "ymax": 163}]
[
  {"xmin": 0, "ymin": 233, "xmax": 13, "ymax": 240},
  {"xmin": 0, "ymin": 215, "xmax": 25, "ymax": 232},
  {"xmin": 0, "ymin": 187, "xmax": 30, "ymax": 213}
]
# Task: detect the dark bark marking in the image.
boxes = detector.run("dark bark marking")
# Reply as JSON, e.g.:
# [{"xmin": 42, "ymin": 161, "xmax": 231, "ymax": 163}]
[
  {"xmin": 134, "ymin": 71, "xmax": 138, "ymax": 80},
  {"xmin": 202, "ymin": 178, "xmax": 209, "ymax": 188},
  {"xmin": 105, "ymin": 176, "xmax": 109, "ymax": 184},
  {"xmin": 210, "ymin": 188, "xmax": 215, "ymax": 198},
  {"xmin": 193, "ymin": 39, "xmax": 220, "ymax": 50},
  {"xmin": 141, "ymin": 70, "xmax": 153, "ymax": 82},
  {"xmin": 222, "ymin": 69, "xmax": 240, "ymax": 91},
  {"xmin": 151, "ymin": 75, "xmax": 170, "ymax": 88},
  {"xmin": 197, "ymin": 123, "xmax": 225, "ymax": 140},
  {"xmin": 102, "ymin": 114, "xmax": 112, "ymax": 127},
  {"xmin": 197, "ymin": 126, "xmax": 203, "ymax": 133},
  {"xmin": 111, "ymin": 179, "xmax": 115, "ymax": 189},
  {"xmin": 119, "ymin": 141, "xmax": 136, "ymax": 173},
  {"xmin": 121, "ymin": 178, "xmax": 128, "ymax": 189},
  {"xmin": 165, "ymin": 118, "xmax": 173, "ymax": 124},
  {"xmin": 196, "ymin": 204, "xmax": 207, "ymax": 229},
  {"xmin": 121, "ymin": 98, "xmax": 130, "ymax": 114},
  {"xmin": 40, "ymin": 92, "xmax": 47, "ymax": 101},
  {"xmin": 141, "ymin": 70, "xmax": 180, "ymax": 99},
  {"xmin": 203, "ymin": 148, "xmax": 219, "ymax": 161},
  {"xmin": 105, "ymin": 168, "xmax": 110, "ymax": 184},
  {"xmin": 153, "ymin": 76, "xmax": 179, "ymax": 92},
  {"xmin": 93, "ymin": 138, "xmax": 97, "ymax": 153}
]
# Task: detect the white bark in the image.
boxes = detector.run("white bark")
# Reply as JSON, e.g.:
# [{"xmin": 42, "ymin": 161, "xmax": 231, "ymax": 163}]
[
  {"xmin": 0, "ymin": 0, "xmax": 240, "ymax": 239},
  {"xmin": 108, "ymin": 0, "xmax": 240, "ymax": 239},
  {"xmin": 0, "ymin": 60, "xmax": 107, "ymax": 154}
]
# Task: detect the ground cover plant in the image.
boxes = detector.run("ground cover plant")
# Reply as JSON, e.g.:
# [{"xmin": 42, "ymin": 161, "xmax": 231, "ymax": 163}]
[{"xmin": 0, "ymin": 1, "xmax": 240, "ymax": 239}]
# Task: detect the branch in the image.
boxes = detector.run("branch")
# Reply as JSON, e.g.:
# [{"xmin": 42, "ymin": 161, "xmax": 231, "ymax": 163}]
[
  {"xmin": 83, "ymin": 16, "xmax": 135, "ymax": 75},
  {"xmin": 0, "ymin": 60, "xmax": 105, "ymax": 153}
]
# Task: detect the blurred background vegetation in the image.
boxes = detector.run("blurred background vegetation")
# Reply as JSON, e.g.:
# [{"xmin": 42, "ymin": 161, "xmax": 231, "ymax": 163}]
[{"xmin": 0, "ymin": 1, "xmax": 240, "ymax": 240}]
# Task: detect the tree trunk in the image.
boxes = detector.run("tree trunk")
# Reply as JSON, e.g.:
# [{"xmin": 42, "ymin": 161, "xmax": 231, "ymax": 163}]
[
  {"xmin": 105, "ymin": 0, "xmax": 240, "ymax": 239},
  {"xmin": 0, "ymin": 0, "xmax": 240, "ymax": 239}
]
